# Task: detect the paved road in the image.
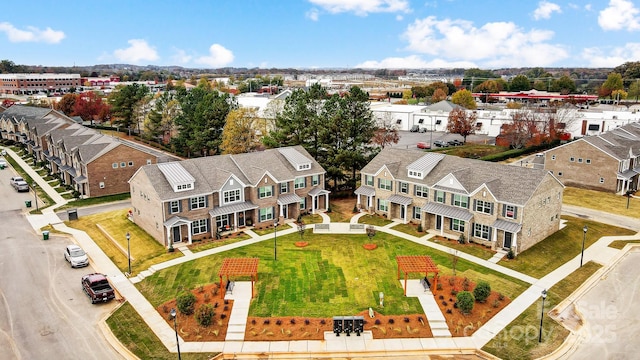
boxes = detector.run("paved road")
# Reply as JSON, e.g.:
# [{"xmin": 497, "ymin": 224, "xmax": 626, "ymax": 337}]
[
  {"xmin": 0, "ymin": 159, "xmax": 122, "ymax": 360},
  {"xmin": 568, "ymin": 249, "xmax": 640, "ymax": 360},
  {"xmin": 562, "ymin": 204, "xmax": 640, "ymax": 231},
  {"xmin": 56, "ymin": 200, "xmax": 131, "ymax": 221}
]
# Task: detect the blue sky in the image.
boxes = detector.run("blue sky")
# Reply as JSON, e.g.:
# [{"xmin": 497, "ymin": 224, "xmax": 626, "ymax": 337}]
[{"xmin": 2, "ymin": 0, "xmax": 640, "ymax": 69}]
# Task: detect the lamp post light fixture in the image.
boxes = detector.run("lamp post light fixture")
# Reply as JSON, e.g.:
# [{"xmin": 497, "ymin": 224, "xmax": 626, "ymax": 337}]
[
  {"xmin": 126, "ymin": 232, "xmax": 131, "ymax": 275},
  {"xmin": 538, "ymin": 289, "xmax": 547, "ymax": 342},
  {"xmin": 169, "ymin": 308, "xmax": 182, "ymax": 360},
  {"xmin": 580, "ymin": 225, "xmax": 587, "ymax": 268},
  {"xmin": 274, "ymin": 220, "xmax": 279, "ymax": 261},
  {"xmin": 32, "ymin": 182, "xmax": 39, "ymax": 212}
]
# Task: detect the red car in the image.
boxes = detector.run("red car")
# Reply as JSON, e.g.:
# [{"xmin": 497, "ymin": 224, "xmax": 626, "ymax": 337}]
[{"xmin": 417, "ymin": 142, "xmax": 431, "ymax": 149}]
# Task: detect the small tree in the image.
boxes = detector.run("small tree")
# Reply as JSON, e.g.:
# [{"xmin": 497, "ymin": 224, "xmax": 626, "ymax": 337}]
[
  {"xmin": 473, "ymin": 281, "xmax": 491, "ymax": 303},
  {"xmin": 297, "ymin": 220, "xmax": 306, "ymax": 241},
  {"xmin": 195, "ymin": 303, "xmax": 215, "ymax": 326},
  {"xmin": 446, "ymin": 108, "xmax": 477, "ymax": 143},
  {"xmin": 176, "ymin": 291, "xmax": 197, "ymax": 315},
  {"xmin": 366, "ymin": 225, "xmax": 376, "ymax": 242},
  {"xmin": 456, "ymin": 291, "xmax": 475, "ymax": 315},
  {"xmin": 450, "ymin": 250, "xmax": 460, "ymax": 276}
]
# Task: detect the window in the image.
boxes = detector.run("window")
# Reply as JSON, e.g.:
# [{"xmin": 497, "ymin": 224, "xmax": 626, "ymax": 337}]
[
  {"xmin": 378, "ymin": 178, "xmax": 392, "ymax": 191},
  {"xmin": 588, "ymin": 124, "xmax": 600, "ymax": 131},
  {"xmin": 190, "ymin": 196, "xmax": 206, "ymax": 209},
  {"xmin": 570, "ymin": 157, "xmax": 575, "ymax": 162},
  {"xmin": 475, "ymin": 122, "xmax": 482, "ymax": 129},
  {"xmin": 418, "ymin": 118, "xmax": 424, "ymax": 124},
  {"xmin": 558, "ymin": 172, "xmax": 563, "ymax": 176},
  {"xmin": 408, "ymin": 170, "xmax": 423, "ymax": 178},
  {"xmin": 413, "ymin": 206, "xmax": 421, "ymax": 220},
  {"xmin": 377, "ymin": 199, "xmax": 389, "ymax": 212},
  {"xmin": 451, "ymin": 219, "xmax": 465, "ymax": 232},
  {"xmin": 453, "ymin": 194, "xmax": 469, "ymax": 208},
  {"xmin": 365, "ymin": 175, "xmax": 374, "ymax": 186},
  {"xmin": 504, "ymin": 205, "xmax": 516, "ymax": 219},
  {"xmin": 146, "ymin": 159, "xmax": 152, "ymax": 165},
  {"xmin": 600, "ymin": 177, "xmax": 604, "ymax": 183},
  {"xmin": 169, "ymin": 201, "xmax": 180, "ymax": 214},
  {"xmin": 551, "ymin": 155, "xmax": 556, "ymax": 160},
  {"xmin": 475, "ymin": 200, "xmax": 492, "ymax": 214},
  {"xmin": 474, "ymin": 224, "xmax": 491, "ymax": 240},
  {"xmin": 223, "ymin": 189, "xmax": 241, "ymax": 204},
  {"xmin": 259, "ymin": 186, "xmax": 273, "ymax": 199},
  {"xmin": 299, "ymin": 197, "xmax": 306, "ymax": 210},
  {"xmin": 294, "ymin": 177, "xmax": 306, "ymax": 189},
  {"xmin": 435, "ymin": 190, "xmax": 445, "ymax": 203},
  {"xmin": 415, "ymin": 185, "xmax": 428, "ymax": 198},
  {"xmin": 259, "ymin": 207, "xmax": 274, "ymax": 222},
  {"xmin": 586, "ymin": 159, "xmax": 591, "ymax": 164},
  {"xmin": 578, "ymin": 158, "xmax": 583, "ymax": 163},
  {"xmin": 399, "ymin": 181, "xmax": 408, "ymax": 194},
  {"xmin": 99, "ymin": 182, "xmax": 105, "ymax": 189},
  {"xmin": 435, "ymin": 119, "xmax": 442, "ymax": 125},
  {"xmin": 312, "ymin": 175, "xmax": 320, "ymax": 186},
  {"xmin": 120, "ymin": 162, "xmax": 126, "ymax": 168},
  {"xmin": 191, "ymin": 219, "xmax": 208, "ymax": 235},
  {"xmin": 128, "ymin": 161, "xmax": 134, "ymax": 167},
  {"xmin": 396, "ymin": 119, "xmax": 402, "ymax": 124},
  {"xmin": 280, "ymin": 182, "xmax": 289, "ymax": 194},
  {"xmin": 216, "ymin": 214, "xmax": 229, "ymax": 229},
  {"xmin": 112, "ymin": 163, "xmax": 118, "ymax": 169}
]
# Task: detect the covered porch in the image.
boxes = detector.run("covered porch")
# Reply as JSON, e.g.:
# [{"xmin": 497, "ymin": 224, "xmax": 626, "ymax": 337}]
[
  {"xmin": 308, "ymin": 187, "xmax": 330, "ymax": 214},
  {"xmin": 209, "ymin": 201, "xmax": 258, "ymax": 236},
  {"xmin": 492, "ymin": 219, "xmax": 522, "ymax": 253},
  {"xmin": 422, "ymin": 202, "xmax": 473, "ymax": 240},
  {"xmin": 388, "ymin": 194, "xmax": 413, "ymax": 224},
  {"xmin": 164, "ymin": 215, "xmax": 193, "ymax": 247},
  {"xmin": 354, "ymin": 185, "xmax": 375, "ymax": 211}
]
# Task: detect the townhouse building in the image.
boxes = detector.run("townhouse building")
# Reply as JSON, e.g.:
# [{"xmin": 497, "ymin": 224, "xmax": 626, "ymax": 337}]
[
  {"xmin": 543, "ymin": 122, "xmax": 640, "ymax": 194},
  {"xmin": 128, "ymin": 146, "xmax": 329, "ymax": 248},
  {"xmin": 355, "ymin": 148, "xmax": 564, "ymax": 255}
]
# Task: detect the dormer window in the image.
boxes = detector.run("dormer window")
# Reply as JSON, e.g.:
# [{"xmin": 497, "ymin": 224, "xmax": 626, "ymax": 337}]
[
  {"xmin": 158, "ymin": 162, "xmax": 195, "ymax": 193},
  {"xmin": 297, "ymin": 163, "xmax": 311, "ymax": 171},
  {"xmin": 408, "ymin": 169, "xmax": 423, "ymax": 179}
]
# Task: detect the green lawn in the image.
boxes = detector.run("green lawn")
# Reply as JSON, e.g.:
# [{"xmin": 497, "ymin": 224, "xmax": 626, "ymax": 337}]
[
  {"xmin": 608, "ymin": 240, "xmax": 640, "ymax": 249},
  {"xmin": 358, "ymin": 214, "xmax": 393, "ymax": 226},
  {"xmin": 428, "ymin": 237, "xmax": 496, "ymax": 260},
  {"xmin": 107, "ymin": 302, "xmax": 218, "ymax": 360},
  {"xmin": 498, "ymin": 216, "xmax": 635, "ymax": 278},
  {"xmin": 483, "ymin": 261, "xmax": 601, "ymax": 360},
  {"xmin": 66, "ymin": 210, "xmax": 181, "ymax": 275},
  {"xmin": 137, "ymin": 231, "xmax": 529, "ymax": 318},
  {"xmin": 391, "ymin": 222, "xmax": 427, "ymax": 238},
  {"xmin": 563, "ymin": 187, "xmax": 640, "ymax": 218}
]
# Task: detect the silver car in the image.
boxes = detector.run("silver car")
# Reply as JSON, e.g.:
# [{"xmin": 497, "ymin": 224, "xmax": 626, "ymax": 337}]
[{"xmin": 64, "ymin": 244, "xmax": 89, "ymax": 268}]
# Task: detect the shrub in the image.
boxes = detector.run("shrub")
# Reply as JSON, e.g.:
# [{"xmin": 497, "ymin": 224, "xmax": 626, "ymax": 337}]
[
  {"xmin": 388, "ymin": 318, "xmax": 395, "ymax": 324},
  {"xmin": 263, "ymin": 319, "xmax": 270, "ymax": 325},
  {"xmin": 462, "ymin": 277, "xmax": 471, "ymax": 291},
  {"xmin": 441, "ymin": 301, "xmax": 447, "ymax": 306},
  {"xmin": 507, "ymin": 248, "xmax": 516, "ymax": 259},
  {"xmin": 320, "ymin": 319, "xmax": 326, "ymax": 325},
  {"xmin": 492, "ymin": 300, "xmax": 500, "ymax": 308},
  {"xmin": 417, "ymin": 224, "xmax": 423, "ymax": 232},
  {"xmin": 498, "ymin": 293, "xmax": 505, "ymax": 301},
  {"xmin": 194, "ymin": 304, "xmax": 215, "ymax": 327},
  {"xmin": 290, "ymin": 318, "xmax": 296, "ymax": 325},
  {"xmin": 275, "ymin": 319, "xmax": 282, "ymax": 325},
  {"xmin": 446, "ymin": 309, "xmax": 452, "ymax": 314},
  {"xmin": 438, "ymin": 295, "xmax": 444, "ymax": 300},
  {"xmin": 374, "ymin": 319, "xmax": 381, "ymax": 325},
  {"xmin": 456, "ymin": 291, "xmax": 475, "ymax": 314},
  {"xmin": 305, "ymin": 319, "xmax": 310, "ymax": 325},
  {"xmin": 220, "ymin": 314, "xmax": 226, "ymax": 319},
  {"xmin": 176, "ymin": 291, "xmax": 196, "ymax": 315},
  {"xmin": 403, "ymin": 317, "xmax": 410, "ymax": 323},
  {"xmin": 436, "ymin": 283, "xmax": 443, "ymax": 291},
  {"xmin": 251, "ymin": 319, "xmax": 257, "ymax": 325},
  {"xmin": 458, "ymin": 234, "xmax": 466, "ymax": 244},
  {"xmin": 473, "ymin": 281, "xmax": 491, "ymax": 303}
]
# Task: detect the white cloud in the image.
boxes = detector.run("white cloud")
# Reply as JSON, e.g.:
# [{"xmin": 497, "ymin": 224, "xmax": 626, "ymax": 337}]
[
  {"xmin": 584, "ymin": 4, "xmax": 592, "ymax": 11},
  {"xmin": 308, "ymin": 0, "xmax": 410, "ymax": 16},
  {"xmin": 598, "ymin": 0, "xmax": 640, "ymax": 31},
  {"xmin": 355, "ymin": 55, "xmax": 476, "ymax": 69},
  {"xmin": 402, "ymin": 16, "xmax": 569, "ymax": 67},
  {"xmin": 113, "ymin": 39, "xmax": 159, "ymax": 64},
  {"xmin": 171, "ymin": 48, "xmax": 192, "ymax": 64},
  {"xmin": 195, "ymin": 44, "xmax": 234, "ymax": 68},
  {"xmin": 0, "ymin": 22, "xmax": 65, "ymax": 43},
  {"xmin": 582, "ymin": 43, "xmax": 640, "ymax": 67},
  {"xmin": 306, "ymin": 8, "xmax": 320, "ymax": 21},
  {"xmin": 533, "ymin": 1, "xmax": 562, "ymax": 20}
]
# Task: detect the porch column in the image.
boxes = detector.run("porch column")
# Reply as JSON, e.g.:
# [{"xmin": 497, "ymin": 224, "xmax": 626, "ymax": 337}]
[
  {"xmin": 403, "ymin": 204, "xmax": 408, "ymax": 224},
  {"xmin": 493, "ymin": 227, "xmax": 498, "ymax": 245},
  {"xmin": 325, "ymin": 193, "xmax": 329, "ymax": 211},
  {"xmin": 166, "ymin": 227, "xmax": 172, "ymax": 248}
]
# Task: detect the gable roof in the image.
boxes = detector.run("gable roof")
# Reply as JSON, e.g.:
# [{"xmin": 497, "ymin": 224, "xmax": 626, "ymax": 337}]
[
  {"xmin": 361, "ymin": 148, "xmax": 556, "ymax": 206},
  {"xmin": 426, "ymin": 100, "xmax": 464, "ymax": 112}
]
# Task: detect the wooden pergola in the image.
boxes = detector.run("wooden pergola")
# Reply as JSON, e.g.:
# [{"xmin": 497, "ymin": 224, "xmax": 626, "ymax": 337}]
[
  {"xmin": 396, "ymin": 255, "xmax": 439, "ymax": 296},
  {"xmin": 218, "ymin": 258, "xmax": 259, "ymax": 299}
]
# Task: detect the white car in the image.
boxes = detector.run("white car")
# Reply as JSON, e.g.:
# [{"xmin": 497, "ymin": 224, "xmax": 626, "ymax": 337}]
[
  {"xmin": 64, "ymin": 244, "xmax": 89, "ymax": 268},
  {"xmin": 10, "ymin": 176, "xmax": 29, "ymax": 192}
]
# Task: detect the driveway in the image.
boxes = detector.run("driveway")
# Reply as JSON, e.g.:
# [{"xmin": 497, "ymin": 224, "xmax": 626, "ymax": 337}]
[{"xmin": 566, "ymin": 249, "xmax": 640, "ymax": 359}]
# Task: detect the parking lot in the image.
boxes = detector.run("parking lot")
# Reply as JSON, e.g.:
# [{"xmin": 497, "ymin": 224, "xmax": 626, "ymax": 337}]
[{"xmin": 391, "ymin": 130, "xmax": 496, "ymax": 150}]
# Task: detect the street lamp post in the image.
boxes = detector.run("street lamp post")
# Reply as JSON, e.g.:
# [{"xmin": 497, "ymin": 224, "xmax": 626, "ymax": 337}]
[
  {"xmin": 126, "ymin": 232, "xmax": 131, "ymax": 275},
  {"xmin": 580, "ymin": 225, "xmax": 587, "ymax": 267},
  {"xmin": 538, "ymin": 289, "xmax": 547, "ymax": 342},
  {"xmin": 274, "ymin": 220, "xmax": 279, "ymax": 261},
  {"xmin": 32, "ymin": 182, "xmax": 38, "ymax": 212},
  {"xmin": 169, "ymin": 308, "xmax": 182, "ymax": 360}
]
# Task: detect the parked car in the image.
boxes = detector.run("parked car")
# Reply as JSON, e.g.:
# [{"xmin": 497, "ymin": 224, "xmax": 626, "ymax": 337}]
[
  {"xmin": 64, "ymin": 244, "xmax": 89, "ymax": 268},
  {"xmin": 433, "ymin": 140, "xmax": 448, "ymax": 147},
  {"xmin": 418, "ymin": 127, "xmax": 427, "ymax": 133},
  {"xmin": 409, "ymin": 125, "xmax": 420, "ymax": 132},
  {"xmin": 447, "ymin": 139, "xmax": 464, "ymax": 146},
  {"xmin": 10, "ymin": 176, "xmax": 29, "ymax": 192},
  {"xmin": 81, "ymin": 273, "xmax": 116, "ymax": 304},
  {"xmin": 0, "ymin": 159, "xmax": 6, "ymax": 169},
  {"xmin": 417, "ymin": 142, "xmax": 431, "ymax": 149},
  {"xmin": 1, "ymin": 149, "xmax": 6, "ymax": 156}
]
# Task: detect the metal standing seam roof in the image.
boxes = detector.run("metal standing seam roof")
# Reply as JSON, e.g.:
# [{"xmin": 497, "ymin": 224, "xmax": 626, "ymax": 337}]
[
  {"xmin": 492, "ymin": 219, "xmax": 522, "ymax": 233},
  {"xmin": 277, "ymin": 193, "xmax": 302, "ymax": 205},
  {"xmin": 308, "ymin": 187, "xmax": 330, "ymax": 196},
  {"xmin": 387, "ymin": 194, "xmax": 413, "ymax": 206},
  {"xmin": 209, "ymin": 202, "xmax": 259, "ymax": 217},
  {"xmin": 354, "ymin": 185, "xmax": 376, "ymax": 197},
  {"xmin": 278, "ymin": 147, "xmax": 312, "ymax": 168},
  {"xmin": 407, "ymin": 153, "xmax": 446, "ymax": 175},
  {"xmin": 157, "ymin": 162, "xmax": 196, "ymax": 187},
  {"xmin": 163, "ymin": 216, "xmax": 193, "ymax": 227},
  {"xmin": 422, "ymin": 202, "xmax": 473, "ymax": 221}
]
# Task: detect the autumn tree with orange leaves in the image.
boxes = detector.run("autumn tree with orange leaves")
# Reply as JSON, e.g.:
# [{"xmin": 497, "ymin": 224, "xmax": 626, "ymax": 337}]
[{"xmin": 446, "ymin": 108, "xmax": 477, "ymax": 143}]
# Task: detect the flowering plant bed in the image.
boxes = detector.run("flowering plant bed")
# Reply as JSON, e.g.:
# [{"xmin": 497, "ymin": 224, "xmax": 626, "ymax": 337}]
[
  {"xmin": 363, "ymin": 243, "xmax": 378, "ymax": 250},
  {"xmin": 294, "ymin": 241, "xmax": 309, "ymax": 247}
]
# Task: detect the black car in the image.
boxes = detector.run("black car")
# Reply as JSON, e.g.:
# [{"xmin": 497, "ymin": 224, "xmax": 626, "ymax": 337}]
[
  {"xmin": 433, "ymin": 140, "xmax": 448, "ymax": 147},
  {"xmin": 447, "ymin": 139, "xmax": 463, "ymax": 146},
  {"xmin": 410, "ymin": 125, "xmax": 420, "ymax": 132}
]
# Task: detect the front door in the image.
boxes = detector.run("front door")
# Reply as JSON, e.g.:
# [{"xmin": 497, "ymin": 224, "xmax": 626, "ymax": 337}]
[
  {"xmin": 238, "ymin": 212, "xmax": 245, "ymax": 227},
  {"xmin": 400, "ymin": 205, "xmax": 405, "ymax": 220},
  {"xmin": 436, "ymin": 215, "xmax": 442, "ymax": 230},
  {"xmin": 282, "ymin": 206, "xmax": 288, "ymax": 219},
  {"xmin": 172, "ymin": 226, "xmax": 181, "ymax": 244},
  {"xmin": 504, "ymin": 232, "xmax": 513, "ymax": 249}
]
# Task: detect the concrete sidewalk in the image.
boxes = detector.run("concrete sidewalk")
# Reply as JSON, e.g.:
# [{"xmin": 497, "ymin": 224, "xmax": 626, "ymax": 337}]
[{"xmin": 12, "ymin": 145, "xmax": 639, "ymax": 359}]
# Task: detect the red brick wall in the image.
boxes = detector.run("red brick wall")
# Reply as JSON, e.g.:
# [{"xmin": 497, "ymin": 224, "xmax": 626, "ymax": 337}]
[{"xmin": 86, "ymin": 145, "xmax": 156, "ymax": 197}]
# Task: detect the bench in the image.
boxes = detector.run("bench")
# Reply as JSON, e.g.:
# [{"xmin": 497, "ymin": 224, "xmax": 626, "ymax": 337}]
[
  {"xmin": 420, "ymin": 277, "xmax": 431, "ymax": 291},
  {"xmin": 226, "ymin": 280, "xmax": 235, "ymax": 294}
]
